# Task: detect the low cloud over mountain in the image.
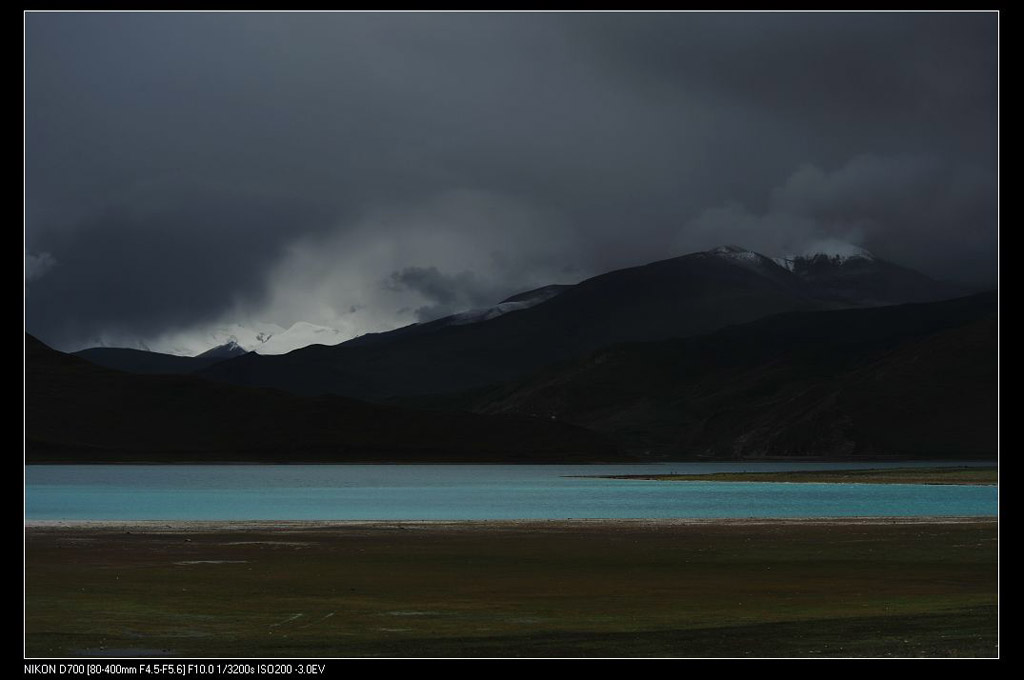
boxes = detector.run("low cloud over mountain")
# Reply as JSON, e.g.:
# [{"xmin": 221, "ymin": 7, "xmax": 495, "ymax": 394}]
[{"xmin": 26, "ymin": 13, "xmax": 996, "ymax": 352}]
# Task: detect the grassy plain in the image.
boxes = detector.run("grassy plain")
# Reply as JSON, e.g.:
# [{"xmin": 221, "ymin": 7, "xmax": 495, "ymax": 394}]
[{"xmin": 25, "ymin": 518, "xmax": 997, "ymax": 658}]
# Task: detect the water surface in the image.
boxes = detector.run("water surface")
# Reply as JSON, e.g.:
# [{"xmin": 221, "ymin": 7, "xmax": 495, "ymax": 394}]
[{"xmin": 25, "ymin": 462, "xmax": 997, "ymax": 521}]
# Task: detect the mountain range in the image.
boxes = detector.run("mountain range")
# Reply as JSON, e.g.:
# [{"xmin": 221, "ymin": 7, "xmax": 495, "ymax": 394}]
[
  {"xmin": 79, "ymin": 320, "xmax": 350, "ymax": 359},
  {"xmin": 192, "ymin": 244, "xmax": 964, "ymax": 401},
  {"xmin": 30, "ymin": 244, "xmax": 994, "ymax": 462},
  {"xmin": 26, "ymin": 334, "xmax": 615, "ymax": 463}
]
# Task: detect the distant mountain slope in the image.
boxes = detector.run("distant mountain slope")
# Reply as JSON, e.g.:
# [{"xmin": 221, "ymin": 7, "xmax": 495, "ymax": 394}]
[
  {"xmin": 26, "ymin": 335, "xmax": 617, "ymax": 463},
  {"xmin": 73, "ymin": 347, "xmax": 222, "ymax": 375},
  {"xmin": 499, "ymin": 284, "xmax": 573, "ymax": 305},
  {"xmin": 467, "ymin": 292, "xmax": 997, "ymax": 459},
  {"xmin": 72, "ymin": 324, "xmax": 345, "ymax": 375},
  {"xmin": 198, "ymin": 245, "xmax": 961, "ymax": 401},
  {"xmin": 254, "ymin": 321, "xmax": 348, "ymax": 354}
]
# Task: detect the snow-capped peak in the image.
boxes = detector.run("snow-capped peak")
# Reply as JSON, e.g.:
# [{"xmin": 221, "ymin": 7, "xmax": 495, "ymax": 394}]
[
  {"xmin": 125, "ymin": 319, "xmax": 350, "ymax": 357},
  {"xmin": 196, "ymin": 339, "xmax": 248, "ymax": 359},
  {"xmin": 704, "ymin": 245, "xmax": 785, "ymax": 274},
  {"xmin": 800, "ymin": 240, "xmax": 875, "ymax": 261},
  {"xmin": 773, "ymin": 241, "xmax": 875, "ymax": 271},
  {"xmin": 709, "ymin": 244, "xmax": 750, "ymax": 255}
]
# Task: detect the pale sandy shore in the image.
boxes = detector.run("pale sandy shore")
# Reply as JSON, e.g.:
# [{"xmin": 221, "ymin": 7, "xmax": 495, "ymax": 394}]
[{"xmin": 23, "ymin": 516, "xmax": 996, "ymax": 533}]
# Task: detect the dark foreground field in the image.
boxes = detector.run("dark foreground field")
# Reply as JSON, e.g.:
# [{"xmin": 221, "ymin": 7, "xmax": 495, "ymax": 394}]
[{"xmin": 25, "ymin": 519, "xmax": 997, "ymax": 658}]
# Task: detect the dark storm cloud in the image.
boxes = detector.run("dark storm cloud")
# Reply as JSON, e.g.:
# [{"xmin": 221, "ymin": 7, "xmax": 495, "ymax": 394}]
[
  {"xmin": 24, "ymin": 12, "xmax": 998, "ymax": 350},
  {"xmin": 565, "ymin": 13, "xmax": 995, "ymax": 132},
  {"xmin": 26, "ymin": 189, "xmax": 335, "ymax": 347},
  {"xmin": 682, "ymin": 153, "xmax": 997, "ymax": 282},
  {"xmin": 553, "ymin": 12, "xmax": 997, "ymax": 268}
]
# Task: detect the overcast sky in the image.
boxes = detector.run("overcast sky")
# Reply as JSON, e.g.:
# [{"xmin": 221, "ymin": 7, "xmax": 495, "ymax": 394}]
[{"xmin": 25, "ymin": 11, "xmax": 998, "ymax": 352}]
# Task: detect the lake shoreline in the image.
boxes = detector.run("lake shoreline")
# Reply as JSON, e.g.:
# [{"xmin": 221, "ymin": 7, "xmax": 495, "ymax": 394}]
[
  {"xmin": 24, "ymin": 516, "xmax": 996, "ymax": 532},
  {"xmin": 25, "ymin": 456, "xmax": 1000, "ymax": 465}
]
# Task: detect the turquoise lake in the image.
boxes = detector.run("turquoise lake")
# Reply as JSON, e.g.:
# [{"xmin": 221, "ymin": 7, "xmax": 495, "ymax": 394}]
[{"xmin": 24, "ymin": 462, "xmax": 997, "ymax": 520}]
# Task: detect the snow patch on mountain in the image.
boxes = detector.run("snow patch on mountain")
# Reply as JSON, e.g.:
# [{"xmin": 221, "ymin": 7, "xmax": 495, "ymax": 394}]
[
  {"xmin": 447, "ymin": 300, "xmax": 538, "ymax": 326},
  {"xmin": 499, "ymin": 284, "xmax": 572, "ymax": 306},
  {"xmin": 443, "ymin": 285, "xmax": 569, "ymax": 326},
  {"xmin": 146, "ymin": 322, "xmax": 287, "ymax": 356},
  {"xmin": 803, "ymin": 239, "xmax": 875, "ymax": 260},
  {"xmin": 773, "ymin": 241, "xmax": 876, "ymax": 271},
  {"xmin": 196, "ymin": 340, "xmax": 248, "ymax": 359},
  {"xmin": 705, "ymin": 245, "xmax": 789, "ymax": 276},
  {"xmin": 130, "ymin": 320, "xmax": 349, "ymax": 357}
]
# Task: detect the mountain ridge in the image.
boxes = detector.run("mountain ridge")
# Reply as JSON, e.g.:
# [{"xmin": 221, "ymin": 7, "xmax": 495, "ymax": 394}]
[
  {"xmin": 194, "ymin": 245, "xmax": 962, "ymax": 401},
  {"xmin": 27, "ymin": 334, "xmax": 619, "ymax": 463}
]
